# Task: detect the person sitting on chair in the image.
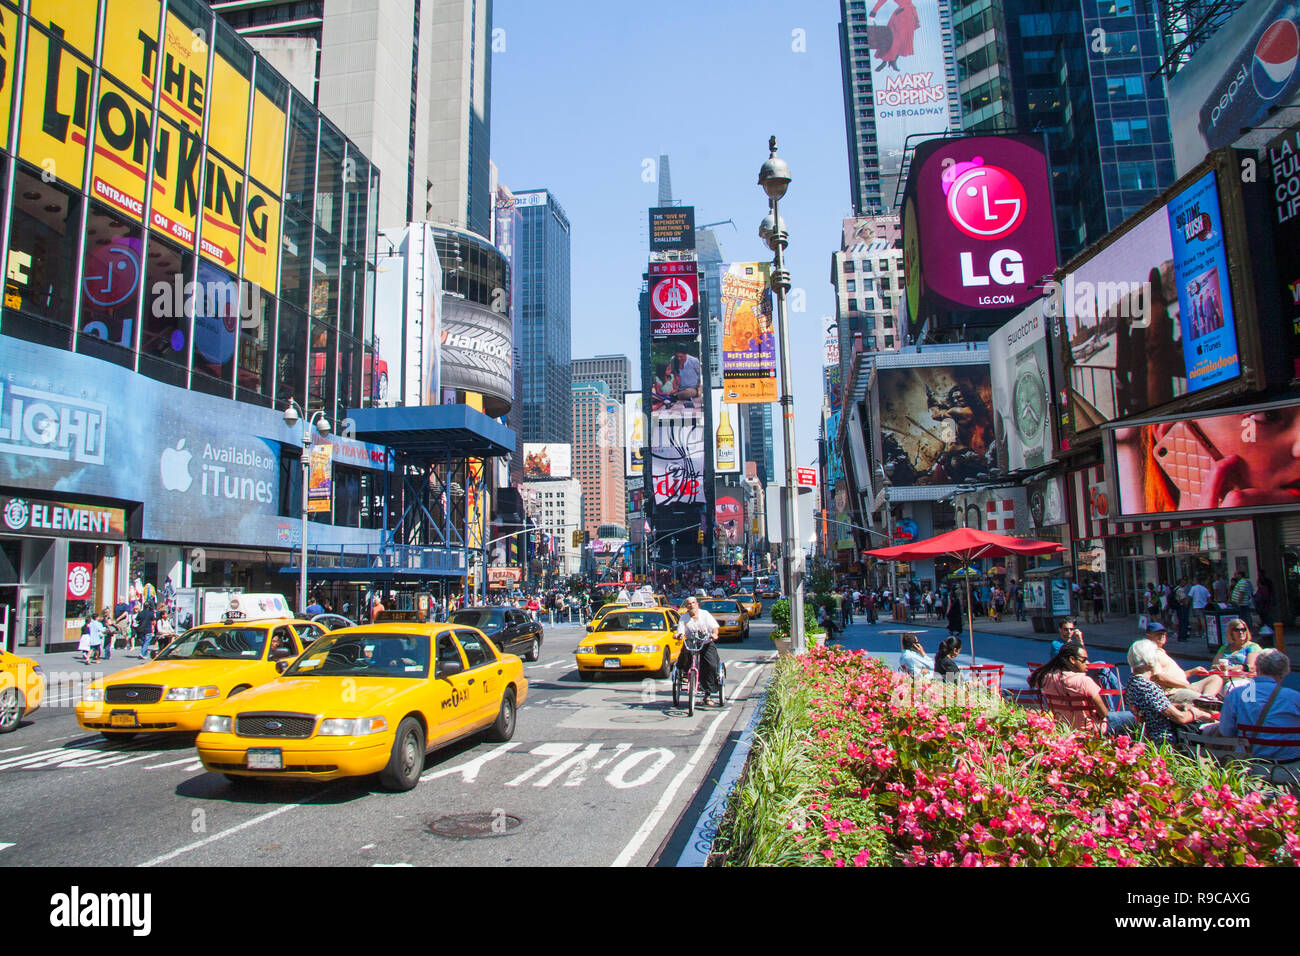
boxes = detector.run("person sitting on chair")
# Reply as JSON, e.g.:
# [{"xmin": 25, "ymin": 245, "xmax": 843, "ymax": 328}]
[
  {"xmin": 898, "ymin": 633, "xmax": 933, "ymax": 679},
  {"xmin": 1124, "ymin": 639, "xmax": 1215, "ymax": 745},
  {"xmin": 1207, "ymin": 650, "xmax": 1300, "ymax": 767},
  {"xmin": 1030, "ymin": 641, "xmax": 1135, "ymax": 736}
]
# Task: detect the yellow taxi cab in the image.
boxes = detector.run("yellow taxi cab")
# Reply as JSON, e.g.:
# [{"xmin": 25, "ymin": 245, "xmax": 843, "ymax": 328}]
[
  {"xmin": 575, "ymin": 606, "xmax": 683, "ymax": 680},
  {"xmin": 75, "ymin": 615, "xmax": 333, "ymax": 740},
  {"xmin": 732, "ymin": 593, "xmax": 762, "ymax": 619},
  {"xmin": 697, "ymin": 598, "xmax": 750, "ymax": 642},
  {"xmin": 0, "ymin": 649, "xmax": 44, "ymax": 733},
  {"xmin": 195, "ymin": 623, "xmax": 527, "ymax": 792},
  {"xmin": 585, "ymin": 601, "xmax": 629, "ymax": 633}
]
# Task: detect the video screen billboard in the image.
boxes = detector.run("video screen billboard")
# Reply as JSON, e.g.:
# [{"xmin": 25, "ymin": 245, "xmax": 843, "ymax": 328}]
[
  {"xmin": 649, "ymin": 206, "xmax": 696, "ymax": 252},
  {"xmin": 988, "ymin": 302, "xmax": 1054, "ymax": 470},
  {"xmin": 866, "ymin": 0, "xmax": 957, "ymax": 207},
  {"xmin": 711, "ymin": 387, "xmax": 741, "ymax": 474},
  {"xmin": 714, "ymin": 480, "xmax": 744, "ymax": 546},
  {"xmin": 876, "ymin": 364, "xmax": 999, "ymax": 486},
  {"xmin": 1263, "ymin": 122, "xmax": 1300, "ymax": 381},
  {"xmin": 649, "ymin": 335, "xmax": 703, "ymax": 413},
  {"xmin": 651, "ymin": 408, "xmax": 705, "ymax": 506},
  {"xmin": 523, "ymin": 443, "xmax": 572, "ymax": 479},
  {"xmin": 904, "ymin": 135, "xmax": 1057, "ymax": 323},
  {"xmin": 1110, "ymin": 400, "xmax": 1300, "ymax": 518},
  {"xmin": 1168, "ymin": 0, "xmax": 1300, "ymax": 175},
  {"xmin": 1062, "ymin": 169, "xmax": 1240, "ymax": 433},
  {"xmin": 718, "ymin": 263, "xmax": 777, "ymax": 403},
  {"xmin": 648, "ymin": 261, "xmax": 700, "ymax": 336}
]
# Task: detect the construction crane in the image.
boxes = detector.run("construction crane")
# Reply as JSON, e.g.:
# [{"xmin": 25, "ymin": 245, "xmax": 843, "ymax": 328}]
[{"xmin": 696, "ymin": 219, "xmax": 737, "ymax": 232}]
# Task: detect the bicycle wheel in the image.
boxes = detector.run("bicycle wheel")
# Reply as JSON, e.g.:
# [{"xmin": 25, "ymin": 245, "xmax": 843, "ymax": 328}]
[
  {"xmin": 716, "ymin": 661, "xmax": 727, "ymax": 706},
  {"xmin": 688, "ymin": 669, "xmax": 697, "ymax": 717},
  {"xmin": 671, "ymin": 667, "xmax": 681, "ymax": 708}
]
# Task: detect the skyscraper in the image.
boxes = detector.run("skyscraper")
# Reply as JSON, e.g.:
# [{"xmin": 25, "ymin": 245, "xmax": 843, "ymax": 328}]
[
  {"xmin": 516, "ymin": 190, "xmax": 573, "ymax": 445},
  {"xmin": 951, "ymin": 0, "xmax": 1177, "ymax": 259},
  {"xmin": 571, "ymin": 356, "xmax": 631, "ymax": 398},
  {"xmin": 216, "ymin": 0, "xmax": 493, "ymax": 235},
  {"xmin": 838, "ymin": 0, "xmax": 962, "ymax": 214},
  {"xmin": 572, "ymin": 381, "xmax": 627, "ymax": 537}
]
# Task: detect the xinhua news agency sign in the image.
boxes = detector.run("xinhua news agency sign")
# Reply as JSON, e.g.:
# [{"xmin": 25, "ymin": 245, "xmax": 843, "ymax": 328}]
[{"xmin": 904, "ymin": 135, "xmax": 1057, "ymax": 326}]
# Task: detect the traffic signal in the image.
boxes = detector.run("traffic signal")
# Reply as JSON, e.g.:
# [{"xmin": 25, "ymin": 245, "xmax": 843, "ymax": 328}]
[
  {"xmin": 572, "ymin": 530, "xmax": 583, "ymax": 548},
  {"xmin": 697, "ymin": 529, "xmax": 704, "ymax": 544}
]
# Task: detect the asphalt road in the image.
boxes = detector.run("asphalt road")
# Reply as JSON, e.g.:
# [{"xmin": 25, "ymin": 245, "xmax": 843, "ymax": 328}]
[{"xmin": 0, "ymin": 618, "xmax": 776, "ymax": 867}]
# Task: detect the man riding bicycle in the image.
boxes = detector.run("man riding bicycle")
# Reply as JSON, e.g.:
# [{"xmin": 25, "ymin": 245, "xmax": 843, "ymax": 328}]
[{"xmin": 675, "ymin": 597, "xmax": 721, "ymax": 699}]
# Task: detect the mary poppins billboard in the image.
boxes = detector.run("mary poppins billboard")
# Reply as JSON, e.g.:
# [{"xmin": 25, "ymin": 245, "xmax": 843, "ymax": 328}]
[{"xmin": 903, "ymin": 134, "xmax": 1057, "ymax": 330}]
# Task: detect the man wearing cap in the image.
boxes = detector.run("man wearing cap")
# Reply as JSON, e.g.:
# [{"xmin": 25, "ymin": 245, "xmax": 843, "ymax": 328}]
[{"xmin": 1143, "ymin": 619, "xmax": 1227, "ymax": 702}]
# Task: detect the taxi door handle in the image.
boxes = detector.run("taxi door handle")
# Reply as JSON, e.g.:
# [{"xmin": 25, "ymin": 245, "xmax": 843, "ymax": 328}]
[
  {"xmin": 467, "ymin": 678, "xmax": 475, "ymax": 685},
  {"xmin": 497, "ymin": 669, "xmax": 503, "ymax": 675}
]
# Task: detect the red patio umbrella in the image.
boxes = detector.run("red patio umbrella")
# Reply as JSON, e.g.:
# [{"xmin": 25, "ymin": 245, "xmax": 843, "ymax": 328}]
[{"xmin": 865, "ymin": 527, "xmax": 1063, "ymax": 665}]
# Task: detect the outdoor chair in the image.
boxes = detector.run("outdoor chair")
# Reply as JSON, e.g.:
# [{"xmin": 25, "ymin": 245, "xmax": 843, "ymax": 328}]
[
  {"xmin": 1003, "ymin": 686, "xmax": 1043, "ymax": 711},
  {"xmin": 1236, "ymin": 723, "xmax": 1300, "ymax": 790},
  {"xmin": 963, "ymin": 663, "xmax": 1004, "ymax": 695},
  {"xmin": 1042, "ymin": 693, "xmax": 1106, "ymax": 737}
]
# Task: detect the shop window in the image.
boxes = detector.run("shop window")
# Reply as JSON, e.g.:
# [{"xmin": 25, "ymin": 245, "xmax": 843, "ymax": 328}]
[
  {"xmin": 284, "ymin": 95, "xmax": 318, "ymax": 213},
  {"xmin": 279, "ymin": 209, "xmax": 311, "ymax": 312},
  {"xmin": 4, "ymin": 165, "xmax": 81, "ymax": 350},
  {"xmin": 276, "ymin": 302, "xmax": 307, "ymax": 405},
  {"xmin": 78, "ymin": 203, "xmax": 144, "ymax": 370},
  {"xmin": 237, "ymin": 291, "xmax": 276, "ymax": 407},
  {"xmin": 141, "ymin": 235, "xmax": 197, "ymax": 389},
  {"xmin": 311, "ymin": 227, "xmax": 340, "ymax": 325},
  {"xmin": 315, "ymin": 122, "xmax": 345, "ymax": 241},
  {"xmin": 337, "ymin": 333, "xmax": 360, "ymax": 418},
  {"xmin": 309, "ymin": 319, "xmax": 336, "ymax": 412}
]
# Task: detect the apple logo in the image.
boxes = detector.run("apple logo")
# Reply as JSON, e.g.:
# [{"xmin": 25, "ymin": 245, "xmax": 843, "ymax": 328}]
[{"xmin": 160, "ymin": 439, "xmax": 194, "ymax": 492}]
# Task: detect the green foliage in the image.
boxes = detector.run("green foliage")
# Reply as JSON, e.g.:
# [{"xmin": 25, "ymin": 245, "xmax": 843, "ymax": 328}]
[
  {"xmin": 769, "ymin": 597, "xmax": 823, "ymax": 641},
  {"xmin": 808, "ymin": 564, "xmax": 835, "ymax": 597}
]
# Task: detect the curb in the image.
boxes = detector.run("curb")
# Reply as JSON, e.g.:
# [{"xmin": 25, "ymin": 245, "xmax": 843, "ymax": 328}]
[{"xmin": 674, "ymin": 677, "xmax": 770, "ymax": 867}]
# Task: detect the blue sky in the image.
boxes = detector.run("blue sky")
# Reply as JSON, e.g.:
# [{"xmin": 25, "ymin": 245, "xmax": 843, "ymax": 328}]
[{"xmin": 490, "ymin": 0, "xmax": 851, "ymax": 475}]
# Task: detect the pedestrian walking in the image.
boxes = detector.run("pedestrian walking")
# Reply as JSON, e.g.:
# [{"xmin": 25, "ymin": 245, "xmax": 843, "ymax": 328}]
[
  {"xmin": 1230, "ymin": 572, "xmax": 1255, "ymax": 626},
  {"xmin": 99, "ymin": 610, "xmax": 112, "ymax": 660},
  {"xmin": 136, "ymin": 601, "xmax": 157, "ymax": 659},
  {"xmin": 77, "ymin": 619, "xmax": 93, "ymax": 665},
  {"xmin": 87, "ymin": 613, "xmax": 104, "ymax": 663},
  {"xmin": 946, "ymin": 589, "xmax": 964, "ymax": 639}
]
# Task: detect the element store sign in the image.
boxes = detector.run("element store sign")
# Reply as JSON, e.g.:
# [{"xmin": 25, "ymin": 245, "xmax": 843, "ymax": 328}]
[{"xmin": 1, "ymin": 495, "xmax": 126, "ymax": 539}]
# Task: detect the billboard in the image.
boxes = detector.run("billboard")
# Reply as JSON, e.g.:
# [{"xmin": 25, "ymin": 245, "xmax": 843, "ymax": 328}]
[
  {"xmin": 440, "ymin": 297, "xmax": 511, "ymax": 409},
  {"xmin": 718, "ymin": 263, "xmax": 777, "ymax": 403},
  {"xmin": 18, "ymin": 2, "xmax": 290, "ymax": 292},
  {"xmin": 876, "ymin": 363, "xmax": 999, "ymax": 486},
  {"xmin": 843, "ymin": 215, "xmax": 902, "ymax": 252},
  {"xmin": 903, "ymin": 135, "xmax": 1057, "ymax": 325},
  {"xmin": 711, "ymin": 387, "xmax": 741, "ymax": 474},
  {"xmin": 988, "ymin": 302, "xmax": 1054, "ymax": 471},
  {"xmin": 1263, "ymin": 122, "xmax": 1300, "ymax": 381},
  {"xmin": 714, "ymin": 480, "xmax": 744, "ymax": 546},
  {"xmin": 649, "ymin": 335, "xmax": 703, "ymax": 413},
  {"xmin": 648, "ymin": 261, "xmax": 700, "ymax": 336},
  {"xmin": 1026, "ymin": 475, "xmax": 1067, "ymax": 530},
  {"xmin": 1061, "ymin": 169, "xmax": 1241, "ymax": 433},
  {"xmin": 866, "ymin": 0, "xmax": 956, "ymax": 207},
  {"xmin": 1168, "ymin": 0, "xmax": 1300, "ymax": 175},
  {"xmin": 523, "ymin": 443, "xmax": 572, "ymax": 480},
  {"xmin": 651, "ymin": 408, "xmax": 705, "ymax": 505},
  {"xmin": 307, "ymin": 444, "xmax": 333, "ymax": 514},
  {"xmin": 625, "ymin": 391, "xmax": 645, "ymax": 477},
  {"xmin": 1110, "ymin": 399, "xmax": 1300, "ymax": 519},
  {"xmin": 648, "ymin": 206, "xmax": 696, "ymax": 251}
]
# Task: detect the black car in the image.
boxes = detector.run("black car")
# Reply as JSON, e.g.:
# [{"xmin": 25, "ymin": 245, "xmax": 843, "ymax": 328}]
[{"xmin": 448, "ymin": 607, "xmax": 543, "ymax": 662}]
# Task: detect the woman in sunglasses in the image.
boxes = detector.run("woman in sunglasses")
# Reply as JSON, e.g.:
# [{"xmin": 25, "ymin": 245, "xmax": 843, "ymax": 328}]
[{"xmin": 1188, "ymin": 618, "xmax": 1262, "ymax": 681}]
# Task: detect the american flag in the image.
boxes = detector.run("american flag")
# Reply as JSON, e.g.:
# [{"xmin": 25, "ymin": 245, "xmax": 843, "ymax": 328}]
[{"xmin": 986, "ymin": 499, "xmax": 1016, "ymax": 532}]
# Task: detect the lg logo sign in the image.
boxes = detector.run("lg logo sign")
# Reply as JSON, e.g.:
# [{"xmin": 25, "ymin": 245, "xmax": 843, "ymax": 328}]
[{"xmin": 942, "ymin": 158, "xmax": 1028, "ymax": 293}]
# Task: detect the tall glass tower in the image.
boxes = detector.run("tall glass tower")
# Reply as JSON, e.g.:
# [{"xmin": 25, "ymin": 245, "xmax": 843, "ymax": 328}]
[{"xmin": 516, "ymin": 190, "xmax": 572, "ymax": 445}]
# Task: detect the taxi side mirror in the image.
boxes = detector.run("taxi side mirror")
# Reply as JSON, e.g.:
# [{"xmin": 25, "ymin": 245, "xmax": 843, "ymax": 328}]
[
  {"xmin": 436, "ymin": 660, "xmax": 464, "ymax": 679},
  {"xmin": 274, "ymin": 659, "xmax": 289, "ymax": 674}
]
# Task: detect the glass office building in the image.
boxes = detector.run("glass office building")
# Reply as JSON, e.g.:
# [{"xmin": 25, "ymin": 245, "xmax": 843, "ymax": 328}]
[
  {"xmin": 0, "ymin": 0, "xmax": 388, "ymax": 651},
  {"xmin": 515, "ymin": 189, "xmax": 571, "ymax": 445}
]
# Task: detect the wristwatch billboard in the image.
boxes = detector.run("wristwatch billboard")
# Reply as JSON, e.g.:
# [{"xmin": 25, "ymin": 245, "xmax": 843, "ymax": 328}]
[{"xmin": 1011, "ymin": 346, "xmax": 1048, "ymax": 468}]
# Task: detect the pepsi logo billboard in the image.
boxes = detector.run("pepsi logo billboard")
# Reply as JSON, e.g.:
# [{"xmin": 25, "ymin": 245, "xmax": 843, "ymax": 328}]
[
  {"xmin": 903, "ymin": 134, "xmax": 1056, "ymax": 319},
  {"xmin": 1171, "ymin": 0, "xmax": 1300, "ymax": 173}
]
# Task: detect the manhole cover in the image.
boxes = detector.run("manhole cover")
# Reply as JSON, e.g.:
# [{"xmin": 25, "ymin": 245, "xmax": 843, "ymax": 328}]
[
  {"xmin": 609, "ymin": 713, "xmax": 670, "ymax": 723},
  {"xmin": 425, "ymin": 812, "xmax": 522, "ymax": 840}
]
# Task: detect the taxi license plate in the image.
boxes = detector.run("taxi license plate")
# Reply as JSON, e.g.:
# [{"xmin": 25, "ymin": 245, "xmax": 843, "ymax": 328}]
[
  {"xmin": 246, "ymin": 748, "xmax": 283, "ymax": 770},
  {"xmin": 603, "ymin": 658, "xmax": 621, "ymax": 669},
  {"xmin": 110, "ymin": 711, "xmax": 138, "ymax": 728}
]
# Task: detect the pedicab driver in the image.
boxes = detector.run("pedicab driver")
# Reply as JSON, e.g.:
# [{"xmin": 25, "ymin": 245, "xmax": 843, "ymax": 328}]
[{"xmin": 676, "ymin": 597, "xmax": 721, "ymax": 698}]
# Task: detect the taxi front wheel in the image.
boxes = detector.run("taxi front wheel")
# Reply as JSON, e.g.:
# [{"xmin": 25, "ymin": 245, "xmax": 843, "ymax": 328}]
[
  {"xmin": 486, "ymin": 688, "xmax": 517, "ymax": 742},
  {"xmin": 656, "ymin": 648, "xmax": 672, "ymax": 679},
  {"xmin": 379, "ymin": 717, "xmax": 425, "ymax": 792}
]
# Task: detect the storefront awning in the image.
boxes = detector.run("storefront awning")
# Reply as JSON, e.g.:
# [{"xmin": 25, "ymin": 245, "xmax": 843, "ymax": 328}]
[{"xmin": 345, "ymin": 405, "xmax": 515, "ymax": 458}]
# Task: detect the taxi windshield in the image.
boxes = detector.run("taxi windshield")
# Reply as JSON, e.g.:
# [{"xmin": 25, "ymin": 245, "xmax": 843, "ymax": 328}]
[
  {"xmin": 284, "ymin": 633, "xmax": 430, "ymax": 679},
  {"xmin": 699, "ymin": 600, "xmax": 740, "ymax": 614},
  {"xmin": 597, "ymin": 611, "xmax": 665, "ymax": 632},
  {"xmin": 156, "ymin": 627, "xmax": 268, "ymax": 661}
]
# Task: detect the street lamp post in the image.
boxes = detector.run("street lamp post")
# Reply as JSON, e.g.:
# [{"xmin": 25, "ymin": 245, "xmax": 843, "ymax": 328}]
[
  {"xmin": 283, "ymin": 399, "xmax": 331, "ymax": 615},
  {"xmin": 758, "ymin": 136, "xmax": 805, "ymax": 653}
]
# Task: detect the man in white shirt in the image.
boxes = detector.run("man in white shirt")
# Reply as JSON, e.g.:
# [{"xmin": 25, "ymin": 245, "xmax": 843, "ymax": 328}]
[
  {"xmin": 672, "ymin": 348, "xmax": 702, "ymax": 403},
  {"xmin": 1189, "ymin": 576, "xmax": 1212, "ymax": 640},
  {"xmin": 675, "ymin": 597, "xmax": 721, "ymax": 699}
]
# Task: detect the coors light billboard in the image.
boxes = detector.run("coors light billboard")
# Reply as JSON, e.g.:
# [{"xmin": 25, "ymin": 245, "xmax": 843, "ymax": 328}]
[{"xmin": 903, "ymin": 134, "xmax": 1057, "ymax": 327}]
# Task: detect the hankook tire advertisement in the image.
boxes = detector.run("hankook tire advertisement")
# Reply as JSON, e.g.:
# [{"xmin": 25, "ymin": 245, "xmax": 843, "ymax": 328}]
[
  {"xmin": 0, "ymin": 338, "xmax": 386, "ymax": 549},
  {"xmin": 439, "ymin": 299, "xmax": 513, "ymax": 409}
]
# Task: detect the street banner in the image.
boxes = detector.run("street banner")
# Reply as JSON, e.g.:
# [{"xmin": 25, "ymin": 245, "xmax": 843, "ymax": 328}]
[
  {"xmin": 625, "ymin": 391, "xmax": 645, "ymax": 477},
  {"xmin": 307, "ymin": 443, "xmax": 333, "ymax": 513},
  {"xmin": 719, "ymin": 262, "xmax": 777, "ymax": 403}
]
